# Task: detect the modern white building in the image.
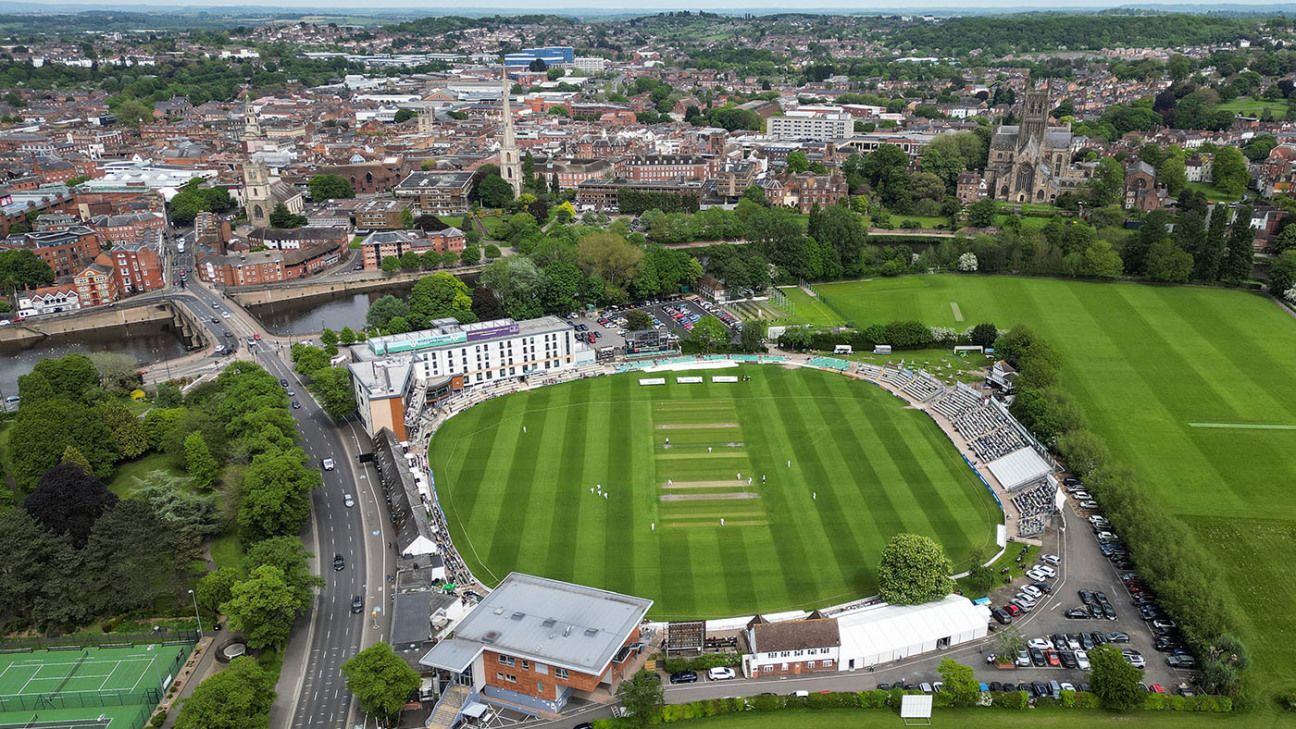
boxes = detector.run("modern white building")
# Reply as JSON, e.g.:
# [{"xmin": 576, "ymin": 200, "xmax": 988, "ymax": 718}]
[
  {"xmin": 766, "ymin": 112, "xmax": 854, "ymax": 142},
  {"xmin": 17, "ymin": 283, "xmax": 80, "ymax": 317},
  {"xmin": 348, "ymin": 316, "xmax": 592, "ymax": 438}
]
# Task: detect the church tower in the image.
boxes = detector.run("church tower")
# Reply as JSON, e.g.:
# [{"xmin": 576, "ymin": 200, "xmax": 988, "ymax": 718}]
[
  {"xmin": 417, "ymin": 107, "xmax": 435, "ymax": 135},
  {"xmin": 498, "ymin": 65, "xmax": 523, "ymax": 196},
  {"xmin": 1018, "ymin": 89, "xmax": 1050, "ymax": 151},
  {"xmin": 242, "ymin": 98, "xmax": 263, "ymax": 154},
  {"xmin": 243, "ymin": 160, "xmax": 272, "ymax": 229}
]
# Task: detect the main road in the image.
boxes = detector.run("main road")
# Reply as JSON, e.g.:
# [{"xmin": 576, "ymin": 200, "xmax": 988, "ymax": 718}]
[{"xmin": 162, "ymin": 237, "xmax": 393, "ymax": 728}]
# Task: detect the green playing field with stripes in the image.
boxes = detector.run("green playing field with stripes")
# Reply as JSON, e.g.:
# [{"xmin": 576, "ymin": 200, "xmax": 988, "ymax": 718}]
[{"xmin": 430, "ymin": 365, "xmax": 1001, "ymax": 619}]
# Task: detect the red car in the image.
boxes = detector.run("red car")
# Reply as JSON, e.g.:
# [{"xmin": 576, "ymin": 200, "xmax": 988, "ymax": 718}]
[
  {"xmin": 1046, "ymin": 651, "xmax": 1061, "ymax": 667},
  {"xmin": 1004, "ymin": 604, "xmax": 1022, "ymax": 617}
]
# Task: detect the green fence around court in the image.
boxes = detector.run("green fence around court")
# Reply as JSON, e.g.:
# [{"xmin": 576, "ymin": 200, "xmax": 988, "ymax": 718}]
[
  {"xmin": 0, "ymin": 642, "xmax": 193, "ymax": 717},
  {"xmin": 0, "ymin": 631, "xmax": 198, "ymax": 653},
  {"xmin": 0, "ymin": 688, "xmax": 161, "ymax": 714}
]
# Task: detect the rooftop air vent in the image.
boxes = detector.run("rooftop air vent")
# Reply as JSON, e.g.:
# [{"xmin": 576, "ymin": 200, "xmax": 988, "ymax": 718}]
[
  {"xmin": 510, "ymin": 612, "xmax": 525, "ymax": 621},
  {"xmin": 482, "ymin": 631, "xmax": 500, "ymax": 644},
  {"xmin": 584, "ymin": 628, "xmax": 599, "ymax": 637},
  {"xmin": 542, "ymin": 618, "xmax": 557, "ymax": 628}
]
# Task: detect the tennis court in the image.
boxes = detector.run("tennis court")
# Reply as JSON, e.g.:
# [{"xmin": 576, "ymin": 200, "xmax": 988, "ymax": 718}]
[{"xmin": 0, "ymin": 644, "xmax": 191, "ymax": 728}]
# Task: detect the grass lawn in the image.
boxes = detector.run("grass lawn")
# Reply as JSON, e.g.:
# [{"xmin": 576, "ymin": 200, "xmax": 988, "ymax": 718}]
[
  {"xmin": 481, "ymin": 214, "xmax": 507, "ymax": 238},
  {"xmin": 107, "ymin": 452, "xmax": 193, "ymax": 499},
  {"xmin": 1186, "ymin": 181, "xmax": 1241, "ymax": 202},
  {"xmin": 807, "ymin": 274, "xmax": 1296, "ymax": 702},
  {"xmin": 657, "ymin": 708, "xmax": 1276, "ymax": 729},
  {"xmin": 210, "ymin": 532, "xmax": 243, "ymax": 572},
  {"xmin": 0, "ymin": 418, "xmax": 14, "ymax": 504},
  {"xmin": 884, "ymin": 214, "xmax": 948, "ymax": 229},
  {"xmin": 993, "ymin": 213, "xmax": 1053, "ymax": 232},
  {"xmin": 773, "ymin": 286, "xmax": 846, "ymax": 327},
  {"xmin": 429, "ymin": 366, "xmax": 1002, "ymax": 620},
  {"xmin": 1217, "ymin": 96, "xmax": 1287, "ymax": 117},
  {"xmin": 956, "ymin": 542, "xmax": 1039, "ymax": 597},
  {"xmin": 437, "ymin": 215, "xmax": 465, "ymax": 228}
]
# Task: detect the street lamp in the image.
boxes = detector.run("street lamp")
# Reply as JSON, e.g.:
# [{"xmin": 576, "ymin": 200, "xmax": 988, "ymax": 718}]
[{"xmin": 187, "ymin": 588, "xmax": 204, "ymax": 638}]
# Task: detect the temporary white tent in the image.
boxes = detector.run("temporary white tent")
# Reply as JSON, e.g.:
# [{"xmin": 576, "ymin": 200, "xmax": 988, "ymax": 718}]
[
  {"xmin": 836, "ymin": 595, "xmax": 990, "ymax": 670},
  {"xmin": 986, "ymin": 446, "xmax": 1052, "ymax": 491}
]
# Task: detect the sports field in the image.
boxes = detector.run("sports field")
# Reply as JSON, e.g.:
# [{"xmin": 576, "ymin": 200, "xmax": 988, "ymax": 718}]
[
  {"xmin": 0, "ymin": 644, "xmax": 189, "ymax": 728},
  {"xmin": 810, "ymin": 274, "xmax": 1296, "ymax": 697},
  {"xmin": 430, "ymin": 365, "xmax": 1002, "ymax": 619}
]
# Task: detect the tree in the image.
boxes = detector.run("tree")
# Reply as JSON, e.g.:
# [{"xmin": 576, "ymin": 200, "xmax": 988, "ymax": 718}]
[
  {"xmin": 92, "ymin": 399, "xmax": 147, "ymax": 460},
  {"xmin": 366, "ymin": 295, "xmax": 410, "ymax": 331},
  {"xmin": 1145, "ymin": 238, "xmax": 1193, "ymax": 283},
  {"xmin": 877, "ymin": 533, "xmax": 953, "ymax": 605},
  {"xmin": 342, "ymin": 642, "xmax": 421, "ymax": 722},
  {"xmin": 1087, "ymin": 157, "xmax": 1124, "ymax": 207},
  {"xmin": 308, "ymin": 174, "xmax": 355, "ymax": 201},
  {"xmin": 480, "ymin": 256, "xmax": 545, "ymax": 320},
  {"xmin": 61, "ymin": 445, "xmax": 92, "ymax": 473},
  {"xmin": 269, "ymin": 203, "xmax": 306, "ymax": 229},
  {"xmin": 0, "ymin": 509, "xmax": 85, "ymax": 631},
  {"xmin": 477, "ymin": 174, "xmax": 514, "ymax": 208},
  {"xmin": 184, "ymin": 432, "xmax": 220, "ymax": 489},
  {"xmin": 615, "ymin": 669, "xmax": 664, "ymax": 728},
  {"xmin": 626, "ymin": 310, "xmax": 653, "ymax": 331},
  {"xmin": 965, "ymin": 549, "xmax": 996, "ymax": 595},
  {"xmin": 1212, "ymin": 146, "xmax": 1250, "ymax": 197},
  {"xmin": 921, "ymin": 132, "xmax": 984, "ymax": 188},
  {"xmin": 195, "ymin": 567, "xmax": 241, "ymax": 616},
  {"xmin": 30, "ymin": 354, "xmax": 100, "ymax": 402},
  {"xmin": 576, "ymin": 232, "xmax": 643, "ymax": 294},
  {"xmin": 969, "ymin": 322, "xmax": 998, "ymax": 348},
  {"xmin": 1269, "ymin": 250, "xmax": 1296, "ymax": 297},
  {"xmin": 1156, "ymin": 146, "xmax": 1188, "ymax": 196},
  {"xmin": 83, "ymin": 499, "xmax": 194, "ymax": 614},
  {"xmin": 222, "ymin": 565, "xmax": 302, "ymax": 649},
  {"xmin": 407, "ymin": 272, "xmax": 474, "ymax": 325},
  {"xmin": 471, "ymin": 286, "xmax": 507, "ymax": 321},
  {"xmin": 380, "ymin": 256, "xmax": 401, "ymax": 274},
  {"xmin": 1055, "ymin": 430, "xmax": 1110, "ymax": 480},
  {"xmin": 966, "ymin": 198, "xmax": 997, "ymax": 228},
  {"xmin": 1089, "ymin": 644, "xmax": 1145, "ymax": 710},
  {"xmin": 957, "ymin": 252, "xmax": 978, "ymax": 272},
  {"xmin": 785, "ymin": 150, "xmax": 810, "ymax": 173},
  {"xmin": 0, "ymin": 248, "xmax": 54, "ymax": 293},
  {"xmin": 89, "ymin": 352, "xmax": 141, "ymax": 394},
  {"xmin": 686, "ymin": 316, "xmax": 730, "ymax": 354},
  {"xmin": 1223, "ymin": 205, "xmax": 1255, "ymax": 282},
  {"xmin": 237, "ymin": 449, "xmax": 320, "ymax": 541},
  {"xmin": 310, "ymin": 367, "xmax": 357, "ymax": 421},
  {"xmin": 938, "ymin": 658, "xmax": 979, "ymax": 707},
  {"xmin": 23, "ymin": 463, "xmax": 118, "ymax": 548},
  {"xmin": 174, "ymin": 656, "xmax": 275, "ymax": 729},
  {"xmin": 244, "ymin": 536, "xmax": 322, "ymax": 610}
]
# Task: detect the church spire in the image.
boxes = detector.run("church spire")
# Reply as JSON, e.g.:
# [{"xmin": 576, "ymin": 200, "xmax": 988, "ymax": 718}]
[{"xmin": 499, "ymin": 63, "xmax": 523, "ymax": 196}]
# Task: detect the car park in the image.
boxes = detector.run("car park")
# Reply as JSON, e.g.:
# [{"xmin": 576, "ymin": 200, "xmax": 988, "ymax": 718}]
[
  {"xmin": 1073, "ymin": 491, "xmax": 1092, "ymax": 501},
  {"xmin": 1041, "ymin": 553, "xmax": 1060, "ymax": 565},
  {"xmin": 919, "ymin": 682, "xmax": 933, "ymax": 693},
  {"xmin": 991, "ymin": 607, "xmax": 1012, "ymax": 625},
  {"xmin": 1034, "ymin": 564, "xmax": 1057, "ymax": 578},
  {"xmin": 669, "ymin": 671, "xmax": 698, "ymax": 684},
  {"xmin": 1059, "ymin": 651, "xmax": 1078, "ymax": 669},
  {"xmin": 1004, "ymin": 603, "xmax": 1022, "ymax": 617},
  {"xmin": 1045, "ymin": 651, "xmax": 1061, "ymax": 667},
  {"xmin": 1031, "ymin": 681, "xmax": 1048, "ymax": 698},
  {"xmin": 1029, "ymin": 648, "xmax": 1046, "ymax": 667},
  {"xmin": 1026, "ymin": 568, "xmax": 1049, "ymax": 581},
  {"xmin": 1124, "ymin": 650, "xmax": 1146, "ymax": 669}
]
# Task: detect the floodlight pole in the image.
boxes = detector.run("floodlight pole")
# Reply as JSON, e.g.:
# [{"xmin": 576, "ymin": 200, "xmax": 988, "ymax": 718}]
[{"xmin": 188, "ymin": 588, "xmax": 204, "ymax": 638}]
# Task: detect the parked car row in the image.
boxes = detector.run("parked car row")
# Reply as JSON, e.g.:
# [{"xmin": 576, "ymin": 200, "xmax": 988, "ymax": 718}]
[
  {"xmin": 1118, "ymin": 572, "xmax": 1197, "ymax": 668},
  {"xmin": 693, "ymin": 297, "xmax": 741, "ymax": 329},
  {"xmin": 668, "ymin": 667, "xmax": 736, "ymax": 683},
  {"xmin": 663, "ymin": 303, "xmax": 703, "ymax": 331},
  {"xmin": 991, "ymin": 554, "xmax": 1060, "ymax": 624}
]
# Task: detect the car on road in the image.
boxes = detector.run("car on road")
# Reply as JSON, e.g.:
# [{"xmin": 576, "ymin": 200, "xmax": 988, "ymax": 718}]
[
  {"xmin": 280, "ymin": 378, "xmax": 289, "ymax": 387},
  {"xmin": 221, "ymin": 311, "xmax": 230, "ymax": 319},
  {"xmin": 210, "ymin": 316, "xmax": 220, "ymax": 324},
  {"xmin": 708, "ymin": 667, "xmax": 736, "ymax": 681},
  {"xmin": 286, "ymin": 389, "xmax": 295, "ymax": 396},
  {"xmin": 322, "ymin": 458, "xmax": 335, "ymax": 471},
  {"xmin": 253, "ymin": 333, "xmax": 262, "ymax": 341},
  {"xmin": 351, "ymin": 595, "xmax": 364, "ymax": 614},
  {"xmin": 333, "ymin": 554, "xmax": 345, "ymax": 571},
  {"xmin": 343, "ymin": 494, "xmax": 355, "ymax": 508},
  {"xmin": 211, "ymin": 302, "xmax": 220, "ymax": 309},
  {"xmin": 669, "ymin": 671, "xmax": 698, "ymax": 684},
  {"xmin": 292, "ymin": 400, "xmax": 301, "ymax": 409}
]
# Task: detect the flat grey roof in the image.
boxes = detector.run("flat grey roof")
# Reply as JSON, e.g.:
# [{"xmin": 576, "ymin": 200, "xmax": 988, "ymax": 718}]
[
  {"xmin": 421, "ymin": 637, "xmax": 484, "ymax": 673},
  {"xmin": 452, "ymin": 573, "xmax": 652, "ymax": 676}
]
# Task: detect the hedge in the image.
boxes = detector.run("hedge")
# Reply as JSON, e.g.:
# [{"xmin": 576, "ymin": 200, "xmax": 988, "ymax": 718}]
[{"xmin": 590, "ymin": 689, "xmax": 1230, "ymax": 728}]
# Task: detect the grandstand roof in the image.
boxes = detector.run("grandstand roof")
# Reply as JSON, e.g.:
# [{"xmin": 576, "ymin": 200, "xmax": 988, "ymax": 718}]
[{"xmin": 986, "ymin": 447, "xmax": 1052, "ymax": 490}]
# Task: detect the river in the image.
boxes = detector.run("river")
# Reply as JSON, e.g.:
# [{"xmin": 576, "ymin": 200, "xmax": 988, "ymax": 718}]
[
  {"xmin": 246, "ymin": 284, "xmax": 419, "ymax": 336},
  {"xmin": 0, "ymin": 322, "xmax": 190, "ymax": 398}
]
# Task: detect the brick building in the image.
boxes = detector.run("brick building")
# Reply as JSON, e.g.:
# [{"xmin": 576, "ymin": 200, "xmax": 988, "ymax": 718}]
[
  {"xmin": 88, "ymin": 211, "xmax": 167, "ymax": 245},
  {"xmin": 108, "ymin": 243, "xmax": 165, "ymax": 294},
  {"xmin": 73, "ymin": 257, "xmax": 121, "ymax": 306},
  {"xmin": 741, "ymin": 617, "xmax": 841, "ymax": 678},
  {"xmin": 777, "ymin": 172, "xmax": 848, "ymax": 214},
  {"xmin": 355, "ymin": 198, "xmax": 414, "ymax": 231},
  {"xmin": 394, "ymin": 171, "xmax": 475, "ymax": 215},
  {"xmin": 616, "ymin": 155, "xmax": 717, "ymax": 182},
  {"xmin": 419, "ymin": 573, "xmax": 651, "ymax": 717},
  {"xmin": 360, "ymin": 228, "xmax": 466, "ymax": 270},
  {"xmin": 2, "ymin": 226, "xmax": 102, "ymax": 278}
]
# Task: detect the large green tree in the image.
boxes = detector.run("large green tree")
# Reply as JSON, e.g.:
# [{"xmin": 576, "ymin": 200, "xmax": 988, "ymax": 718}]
[
  {"xmin": 244, "ymin": 536, "xmax": 323, "ymax": 610},
  {"xmin": 83, "ymin": 499, "xmax": 195, "ymax": 614},
  {"xmin": 236, "ymin": 449, "xmax": 320, "ymax": 541},
  {"xmin": 184, "ymin": 431, "xmax": 220, "ymax": 489},
  {"xmin": 1089, "ymin": 644, "xmax": 1145, "ymax": 710},
  {"xmin": 937, "ymin": 658, "xmax": 979, "ymax": 707},
  {"xmin": 0, "ymin": 509, "xmax": 85, "ymax": 631},
  {"xmin": 1145, "ymin": 237, "xmax": 1193, "ymax": 283},
  {"xmin": 310, "ymin": 367, "xmax": 357, "ymax": 421},
  {"xmin": 23, "ymin": 462, "xmax": 117, "ymax": 548},
  {"xmin": 615, "ymin": 669, "xmax": 664, "ymax": 728},
  {"xmin": 407, "ymin": 272, "xmax": 474, "ymax": 325},
  {"xmin": 877, "ymin": 533, "xmax": 953, "ymax": 604},
  {"xmin": 341, "ymin": 642, "xmax": 422, "ymax": 722},
  {"xmin": 686, "ymin": 316, "xmax": 730, "ymax": 354},
  {"xmin": 1223, "ymin": 205, "xmax": 1255, "ymax": 282},
  {"xmin": 0, "ymin": 248, "xmax": 54, "ymax": 293},
  {"xmin": 1087, "ymin": 157, "xmax": 1124, "ymax": 207},
  {"xmin": 308, "ymin": 174, "xmax": 355, "ymax": 200},
  {"xmin": 222, "ymin": 565, "xmax": 302, "ymax": 649},
  {"xmin": 1212, "ymin": 146, "xmax": 1250, "ymax": 197},
  {"xmin": 94, "ymin": 398, "xmax": 148, "ymax": 460},
  {"xmin": 174, "ymin": 656, "xmax": 276, "ymax": 729},
  {"xmin": 195, "ymin": 567, "xmax": 241, "ymax": 616},
  {"xmin": 476, "ymin": 174, "xmax": 514, "ymax": 208}
]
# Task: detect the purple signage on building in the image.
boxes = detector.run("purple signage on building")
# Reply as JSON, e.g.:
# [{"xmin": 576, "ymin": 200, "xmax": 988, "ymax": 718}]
[{"xmin": 466, "ymin": 321, "xmax": 521, "ymax": 342}]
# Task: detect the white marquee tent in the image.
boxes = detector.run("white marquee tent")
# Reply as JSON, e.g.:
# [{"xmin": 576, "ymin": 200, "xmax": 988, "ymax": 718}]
[
  {"xmin": 986, "ymin": 446, "xmax": 1052, "ymax": 491},
  {"xmin": 836, "ymin": 595, "xmax": 990, "ymax": 671}
]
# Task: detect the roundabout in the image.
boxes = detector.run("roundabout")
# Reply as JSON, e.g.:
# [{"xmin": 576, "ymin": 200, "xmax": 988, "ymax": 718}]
[{"xmin": 427, "ymin": 362, "xmax": 1002, "ymax": 620}]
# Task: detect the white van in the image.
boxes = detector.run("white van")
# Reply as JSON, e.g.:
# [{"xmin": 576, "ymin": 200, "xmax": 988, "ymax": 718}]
[{"xmin": 833, "ymin": 344, "xmax": 853, "ymax": 355}]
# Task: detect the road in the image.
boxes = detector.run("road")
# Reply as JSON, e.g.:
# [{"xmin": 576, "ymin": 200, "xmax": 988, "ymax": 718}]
[{"xmin": 160, "ymin": 237, "xmax": 393, "ymax": 728}]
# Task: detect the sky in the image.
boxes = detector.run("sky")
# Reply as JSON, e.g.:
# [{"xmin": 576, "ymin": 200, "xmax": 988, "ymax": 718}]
[{"xmin": 11, "ymin": 0, "xmax": 1296, "ymax": 10}]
